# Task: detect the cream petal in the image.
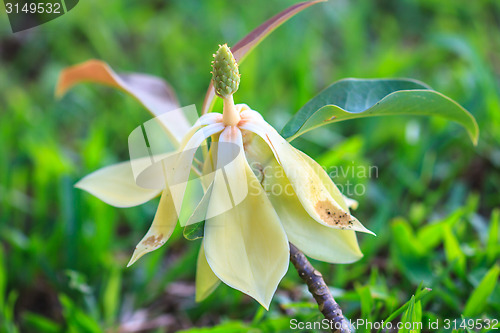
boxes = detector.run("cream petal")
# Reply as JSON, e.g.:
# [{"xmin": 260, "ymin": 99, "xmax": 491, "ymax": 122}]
[
  {"xmin": 296, "ymin": 150, "xmax": 349, "ymax": 211},
  {"xmin": 129, "ymin": 113, "xmax": 208, "ymax": 191},
  {"xmin": 195, "ymin": 242, "xmax": 221, "ymax": 302},
  {"xmin": 180, "ymin": 137, "xmax": 220, "ymax": 228},
  {"xmin": 204, "ymin": 127, "xmax": 289, "ymax": 309},
  {"xmin": 241, "ymin": 120, "xmax": 373, "ymax": 235},
  {"xmin": 168, "ymin": 123, "xmax": 225, "ymax": 217},
  {"xmin": 240, "ymin": 108, "xmax": 263, "ymax": 121},
  {"xmin": 75, "ymin": 161, "xmax": 161, "ymax": 208},
  {"xmin": 127, "ymin": 188, "xmax": 177, "ymax": 266}
]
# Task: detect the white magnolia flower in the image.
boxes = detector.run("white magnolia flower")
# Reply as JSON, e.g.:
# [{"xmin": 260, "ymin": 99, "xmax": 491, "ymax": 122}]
[{"xmin": 74, "ymin": 45, "xmax": 373, "ymax": 309}]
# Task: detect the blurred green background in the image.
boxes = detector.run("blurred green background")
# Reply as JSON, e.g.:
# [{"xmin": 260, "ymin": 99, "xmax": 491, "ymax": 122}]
[{"xmin": 1, "ymin": 0, "xmax": 499, "ymax": 332}]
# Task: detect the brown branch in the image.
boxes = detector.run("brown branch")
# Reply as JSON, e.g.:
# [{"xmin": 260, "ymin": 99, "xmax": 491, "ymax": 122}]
[{"xmin": 289, "ymin": 243, "xmax": 352, "ymax": 333}]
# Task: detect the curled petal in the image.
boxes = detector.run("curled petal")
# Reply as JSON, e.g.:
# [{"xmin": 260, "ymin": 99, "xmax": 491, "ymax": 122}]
[
  {"xmin": 127, "ymin": 188, "xmax": 177, "ymax": 266},
  {"xmin": 196, "ymin": 242, "xmax": 220, "ymax": 302},
  {"xmin": 75, "ymin": 161, "xmax": 161, "ymax": 208},
  {"xmin": 241, "ymin": 119, "xmax": 373, "ymax": 235},
  {"xmin": 204, "ymin": 127, "xmax": 289, "ymax": 309}
]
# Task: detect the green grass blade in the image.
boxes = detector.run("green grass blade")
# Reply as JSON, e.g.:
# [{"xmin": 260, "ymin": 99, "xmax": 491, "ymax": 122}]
[
  {"xmin": 487, "ymin": 209, "xmax": 499, "ymax": 264},
  {"xmin": 381, "ymin": 287, "xmax": 431, "ymax": 330},
  {"xmin": 463, "ymin": 264, "xmax": 500, "ymax": 317}
]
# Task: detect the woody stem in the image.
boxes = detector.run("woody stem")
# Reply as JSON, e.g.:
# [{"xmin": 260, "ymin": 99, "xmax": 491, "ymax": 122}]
[{"xmin": 289, "ymin": 243, "xmax": 352, "ymax": 333}]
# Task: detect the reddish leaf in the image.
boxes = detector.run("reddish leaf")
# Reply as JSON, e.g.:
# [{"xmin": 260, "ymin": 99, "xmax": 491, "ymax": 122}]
[
  {"xmin": 201, "ymin": 0, "xmax": 325, "ymax": 115},
  {"xmin": 56, "ymin": 60, "xmax": 191, "ymax": 145}
]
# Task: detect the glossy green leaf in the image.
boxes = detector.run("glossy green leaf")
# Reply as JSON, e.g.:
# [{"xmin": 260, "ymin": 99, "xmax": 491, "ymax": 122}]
[
  {"xmin": 281, "ymin": 79, "xmax": 479, "ymax": 144},
  {"xmin": 202, "ymin": 0, "xmax": 325, "ymax": 114},
  {"xmin": 463, "ymin": 264, "xmax": 500, "ymax": 317}
]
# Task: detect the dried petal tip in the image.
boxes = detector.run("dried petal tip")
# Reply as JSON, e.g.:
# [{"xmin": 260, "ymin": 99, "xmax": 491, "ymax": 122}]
[{"xmin": 212, "ymin": 44, "xmax": 240, "ymax": 98}]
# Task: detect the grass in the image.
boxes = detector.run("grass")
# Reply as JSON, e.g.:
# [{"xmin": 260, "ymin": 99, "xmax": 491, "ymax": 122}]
[{"xmin": 1, "ymin": 0, "xmax": 499, "ymax": 332}]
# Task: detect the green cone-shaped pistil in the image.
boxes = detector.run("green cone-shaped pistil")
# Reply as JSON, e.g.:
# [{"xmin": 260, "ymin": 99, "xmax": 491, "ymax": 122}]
[{"xmin": 212, "ymin": 44, "xmax": 240, "ymax": 98}]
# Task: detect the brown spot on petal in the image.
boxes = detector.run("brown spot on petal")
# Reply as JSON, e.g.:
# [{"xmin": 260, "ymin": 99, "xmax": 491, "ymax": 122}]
[
  {"xmin": 142, "ymin": 234, "xmax": 164, "ymax": 248},
  {"xmin": 315, "ymin": 200, "xmax": 354, "ymax": 229}
]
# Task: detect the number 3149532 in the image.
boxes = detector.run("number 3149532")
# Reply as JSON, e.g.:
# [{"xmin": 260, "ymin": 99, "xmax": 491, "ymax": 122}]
[{"xmin": 5, "ymin": 2, "xmax": 62, "ymax": 14}]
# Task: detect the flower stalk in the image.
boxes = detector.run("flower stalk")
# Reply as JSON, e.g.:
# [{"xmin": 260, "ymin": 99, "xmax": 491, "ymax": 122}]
[
  {"xmin": 222, "ymin": 95, "xmax": 240, "ymax": 126},
  {"xmin": 289, "ymin": 243, "xmax": 352, "ymax": 333}
]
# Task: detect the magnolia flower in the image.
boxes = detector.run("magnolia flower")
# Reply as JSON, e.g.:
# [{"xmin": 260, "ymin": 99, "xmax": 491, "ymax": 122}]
[{"xmin": 73, "ymin": 45, "xmax": 373, "ymax": 309}]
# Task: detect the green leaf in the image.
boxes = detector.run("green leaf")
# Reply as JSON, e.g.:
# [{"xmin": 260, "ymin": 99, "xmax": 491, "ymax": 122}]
[
  {"xmin": 178, "ymin": 320, "xmax": 256, "ymax": 333},
  {"xmin": 463, "ymin": 264, "xmax": 500, "ymax": 317},
  {"xmin": 443, "ymin": 225, "xmax": 466, "ymax": 276},
  {"xmin": 487, "ymin": 209, "xmax": 499, "ymax": 264},
  {"xmin": 0, "ymin": 245, "xmax": 5, "ymax": 312},
  {"xmin": 416, "ymin": 208, "xmax": 464, "ymax": 252},
  {"xmin": 355, "ymin": 284, "xmax": 374, "ymax": 321},
  {"xmin": 184, "ymin": 221, "xmax": 205, "ymax": 240},
  {"xmin": 281, "ymin": 78, "xmax": 479, "ymax": 144},
  {"xmin": 390, "ymin": 219, "xmax": 432, "ymax": 284},
  {"xmin": 202, "ymin": 0, "xmax": 325, "ymax": 114},
  {"xmin": 398, "ymin": 295, "xmax": 423, "ymax": 333},
  {"xmin": 22, "ymin": 313, "xmax": 61, "ymax": 333},
  {"xmin": 59, "ymin": 294, "xmax": 101, "ymax": 333},
  {"xmin": 381, "ymin": 287, "xmax": 431, "ymax": 331},
  {"xmin": 1, "ymin": 291, "xmax": 19, "ymax": 333},
  {"xmin": 103, "ymin": 267, "xmax": 121, "ymax": 326}
]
